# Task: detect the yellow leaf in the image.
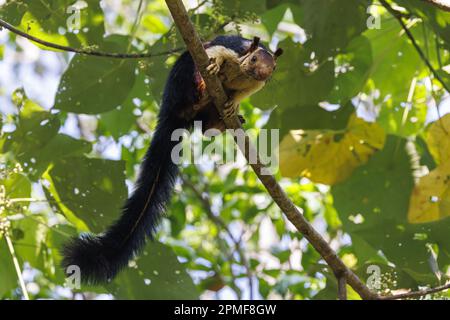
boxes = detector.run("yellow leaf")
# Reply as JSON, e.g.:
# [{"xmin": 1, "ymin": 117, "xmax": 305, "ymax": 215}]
[
  {"xmin": 279, "ymin": 114, "xmax": 385, "ymax": 185},
  {"xmin": 426, "ymin": 114, "xmax": 450, "ymax": 164},
  {"xmin": 408, "ymin": 163, "xmax": 450, "ymax": 223}
]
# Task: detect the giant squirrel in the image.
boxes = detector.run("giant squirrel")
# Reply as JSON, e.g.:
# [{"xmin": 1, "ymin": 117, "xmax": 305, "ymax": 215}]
[{"xmin": 62, "ymin": 35, "xmax": 283, "ymax": 284}]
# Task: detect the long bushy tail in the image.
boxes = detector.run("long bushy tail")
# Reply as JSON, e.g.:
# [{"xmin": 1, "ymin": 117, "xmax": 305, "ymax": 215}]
[{"xmin": 62, "ymin": 114, "xmax": 186, "ymax": 284}]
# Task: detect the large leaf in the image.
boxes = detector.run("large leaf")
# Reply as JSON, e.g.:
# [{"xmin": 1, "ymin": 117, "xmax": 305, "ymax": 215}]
[
  {"xmin": 365, "ymin": 18, "xmax": 423, "ymax": 101},
  {"xmin": 1, "ymin": 172, "xmax": 31, "ymax": 202},
  {"xmin": 265, "ymin": 103, "xmax": 354, "ymax": 138},
  {"xmin": 48, "ymin": 157, "xmax": 127, "ymax": 233},
  {"xmin": 251, "ymin": 38, "xmax": 335, "ymax": 110},
  {"xmin": 408, "ymin": 163, "xmax": 450, "ymax": 223},
  {"xmin": 426, "ymin": 113, "xmax": 450, "ymax": 164},
  {"xmin": 109, "ymin": 241, "xmax": 199, "ymax": 299},
  {"xmin": 54, "ymin": 37, "xmax": 138, "ymax": 114},
  {"xmin": 328, "ymin": 36, "xmax": 373, "ymax": 104},
  {"xmin": 279, "ymin": 114, "xmax": 385, "ymax": 185},
  {"xmin": 2, "ymin": 98, "xmax": 91, "ymax": 179},
  {"xmin": 395, "ymin": 0, "xmax": 450, "ymax": 49},
  {"xmin": 331, "ymin": 137, "xmax": 447, "ymax": 283},
  {"xmin": 377, "ymin": 83, "xmax": 428, "ymax": 137},
  {"xmin": 0, "ymin": 238, "xmax": 18, "ymax": 298},
  {"xmin": 261, "ymin": 3, "xmax": 288, "ymax": 35},
  {"xmin": 0, "ymin": 0, "xmax": 105, "ymax": 47},
  {"xmin": 298, "ymin": 0, "xmax": 368, "ymax": 59},
  {"xmin": 219, "ymin": 0, "xmax": 267, "ymax": 16}
]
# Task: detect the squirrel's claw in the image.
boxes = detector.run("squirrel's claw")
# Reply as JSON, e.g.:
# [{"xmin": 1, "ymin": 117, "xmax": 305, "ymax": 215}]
[
  {"xmin": 222, "ymin": 100, "xmax": 238, "ymax": 119},
  {"xmin": 207, "ymin": 58, "xmax": 221, "ymax": 75}
]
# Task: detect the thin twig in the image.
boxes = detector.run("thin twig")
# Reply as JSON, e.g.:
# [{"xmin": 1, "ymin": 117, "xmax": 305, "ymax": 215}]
[
  {"xmin": 4, "ymin": 232, "xmax": 30, "ymax": 300},
  {"xmin": 380, "ymin": 0, "xmax": 450, "ymax": 94},
  {"xmin": 0, "ymin": 18, "xmax": 183, "ymax": 59},
  {"xmin": 127, "ymin": 0, "xmax": 146, "ymax": 53},
  {"xmin": 164, "ymin": 0, "xmax": 378, "ymax": 300},
  {"xmin": 380, "ymin": 282, "xmax": 450, "ymax": 300},
  {"xmin": 180, "ymin": 174, "xmax": 254, "ymax": 299}
]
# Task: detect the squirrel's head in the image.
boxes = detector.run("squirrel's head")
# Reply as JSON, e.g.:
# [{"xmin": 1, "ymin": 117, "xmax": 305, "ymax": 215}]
[{"xmin": 240, "ymin": 37, "xmax": 283, "ymax": 81}]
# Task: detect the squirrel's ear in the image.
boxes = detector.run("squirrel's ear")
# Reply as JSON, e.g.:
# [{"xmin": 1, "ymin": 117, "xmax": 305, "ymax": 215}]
[
  {"xmin": 274, "ymin": 48, "xmax": 284, "ymax": 60},
  {"xmin": 249, "ymin": 36, "xmax": 260, "ymax": 52}
]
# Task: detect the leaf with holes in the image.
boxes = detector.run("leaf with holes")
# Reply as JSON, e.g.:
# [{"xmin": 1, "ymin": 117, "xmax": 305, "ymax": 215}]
[
  {"xmin": 108, "ymin": 241, "xmax": 199, "ymax": 299},
  {"xmin": 408, "ymin": 163, "xmax": 450, "ymax": 223},
  {"xmin": 279, "ymin": 114, "xmax": 385, "ymax": 185}
]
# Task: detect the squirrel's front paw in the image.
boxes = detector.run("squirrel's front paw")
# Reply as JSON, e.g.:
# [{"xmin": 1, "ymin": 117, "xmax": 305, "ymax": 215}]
[
  {"xmin": 207, "ymin": 58, "xmax": 221, "ymax": 75},
  {"xmin": 222, "ymin": 100, "xmax": 237, "ymax": 119}
]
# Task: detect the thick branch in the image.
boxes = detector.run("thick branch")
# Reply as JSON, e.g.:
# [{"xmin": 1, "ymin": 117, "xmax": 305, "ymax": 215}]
[
  {"xmin": 380, "ymin": 282, "xmax": 450, "ymax": 300},
  {"xmin": 0, "ymin": 18, "xmax": 182, "ymax": 59},
  {"xmin": 421, "ymin": 0, "xmax": 450, "ymax": 11},
  {"xmin": 164, "ymin": 0, "xmax": 378, "ymax": 300},
  {"xmin": 337, "ymin": 277, "xmax": 348, "ymax": 300},
  {"xmin": 380, "ymin": 0, "xmax": 450, "ymax": 93}
]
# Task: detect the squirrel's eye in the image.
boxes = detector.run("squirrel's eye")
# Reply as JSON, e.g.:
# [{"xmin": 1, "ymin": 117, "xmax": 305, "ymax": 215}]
[{"xmin": 251, "ymin": 56, "xmax": 257, "ymax": 63}]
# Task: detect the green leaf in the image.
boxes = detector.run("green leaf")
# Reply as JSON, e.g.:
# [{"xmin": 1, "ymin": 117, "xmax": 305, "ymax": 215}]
[
  {"xmin": 219, "ymin": 0, "xmax": 267, "ymax": 16},
  {"xmin": 2, "ymin": 172, "xmax": 31, "ymax": 202},
  {"xmin": 0, "ymin": 1, "xmax": 27, "ymax": 25},
  {"xmin": 265, "ymin": 102, "xmax": 354, "ymax": 138},
  {"xmin": 145, "ymin": 32, "xmax": 184, "ymax": 99},
  {"xmin": 7, "ymin": 0, "xmax": 105, "ymax": 46},
  {"xmin": 395, "ymin": 0, "xmax": 450, "ymax": 49},
  {"xmin": 0, "ymin": 238, "xmax": 18, "ymax": 298},
  {"xmin": 48, "ymin": 157, "xmax": 127, "ymax": 233},
  {"xmin": 3, "ymin": 99, "xmax": 60, "ymax": 155},
  {"xmin": 332, "ymin": 136, "xmax": 414, "ymax": 230},
  {"xmin": 98, "ymin": 71, "xmax": 153, "ymax": 140},
  {"xmin": 365, "ymin": 18, "xmax": 423, "ymax": 101},
  {"xmin": 261, "ymin": 4, "xmax": 288, "ymax": 35},
  {"xmin": 12, "ymin": 217, "xmax": 47, "ymax": 271},
  {"xmin": 328, "ymin": 36, "xmax": 373, "ymax": 104},
  {"xmin": 331, "ymin": 136, "xmax": 447, "ymax": 283},
  {"xmin": 298, "ymin": 0, "xmax": 368, "ymax": 59},
  {"xmin": 54, "ymin": 37, "xmax": 137, "ymax": 114},
  {"xmin": 2, "ymin": 99, "xmax": 63, "ymax": 178},
  {"xmin": 377, "ymin": 83, "xmax": 428, "ymax": 137},
  {"xmin": 251, "ymin": 38, "xmax": 335, "ymax": 110},
  {"xmin": 108, "ymin": 241, "xmax": 199, "ymax": 299}
]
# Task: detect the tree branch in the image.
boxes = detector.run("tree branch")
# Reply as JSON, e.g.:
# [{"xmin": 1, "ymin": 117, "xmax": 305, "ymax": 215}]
[
  {"xmin": 380, "ymin": 0, "xmax": 450, "ymax": 93},
  {"xmin": 380, "ymin": 282, "xmax": 450, "ymax": 300},
  {"xmin": 421, "ymin": 0, "xmax": 450, "ymax": 12},
  {"xmin": 337, "ymin": 276, "xmax": 348, "ymax": 300},
  {"xmin": 164, "ymin": 0, "xmax": 378, "ymax": 300},
  {"xmin": 0, "ymin": 18, "xmax": 182, "ymax": 59}
]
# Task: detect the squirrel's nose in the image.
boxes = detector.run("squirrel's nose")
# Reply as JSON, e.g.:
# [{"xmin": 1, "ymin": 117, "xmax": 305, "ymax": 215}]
[{"xmin": 257, "ymin": 67, "xmax": 272, "ymax": 81}]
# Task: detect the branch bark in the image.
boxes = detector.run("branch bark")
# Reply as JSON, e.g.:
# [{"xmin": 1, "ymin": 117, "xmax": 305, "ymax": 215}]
[
  {"xmin": 164, "ymin": 0, "xmax": 378, "ymax": 300},
  {"xmin": 380, "ymin": 282, "xmax": 450, "ymax": 300},
  {"xmin": 337, "ymin": 276, "xmax": 348, "ymax": 300},
  {"xmin": 0, "ymin": 18, "xmax": 182, "ymax": 59},
  {"xmin": 421, "ymin": 0, "xmax": 450, "ymax": 12}
]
